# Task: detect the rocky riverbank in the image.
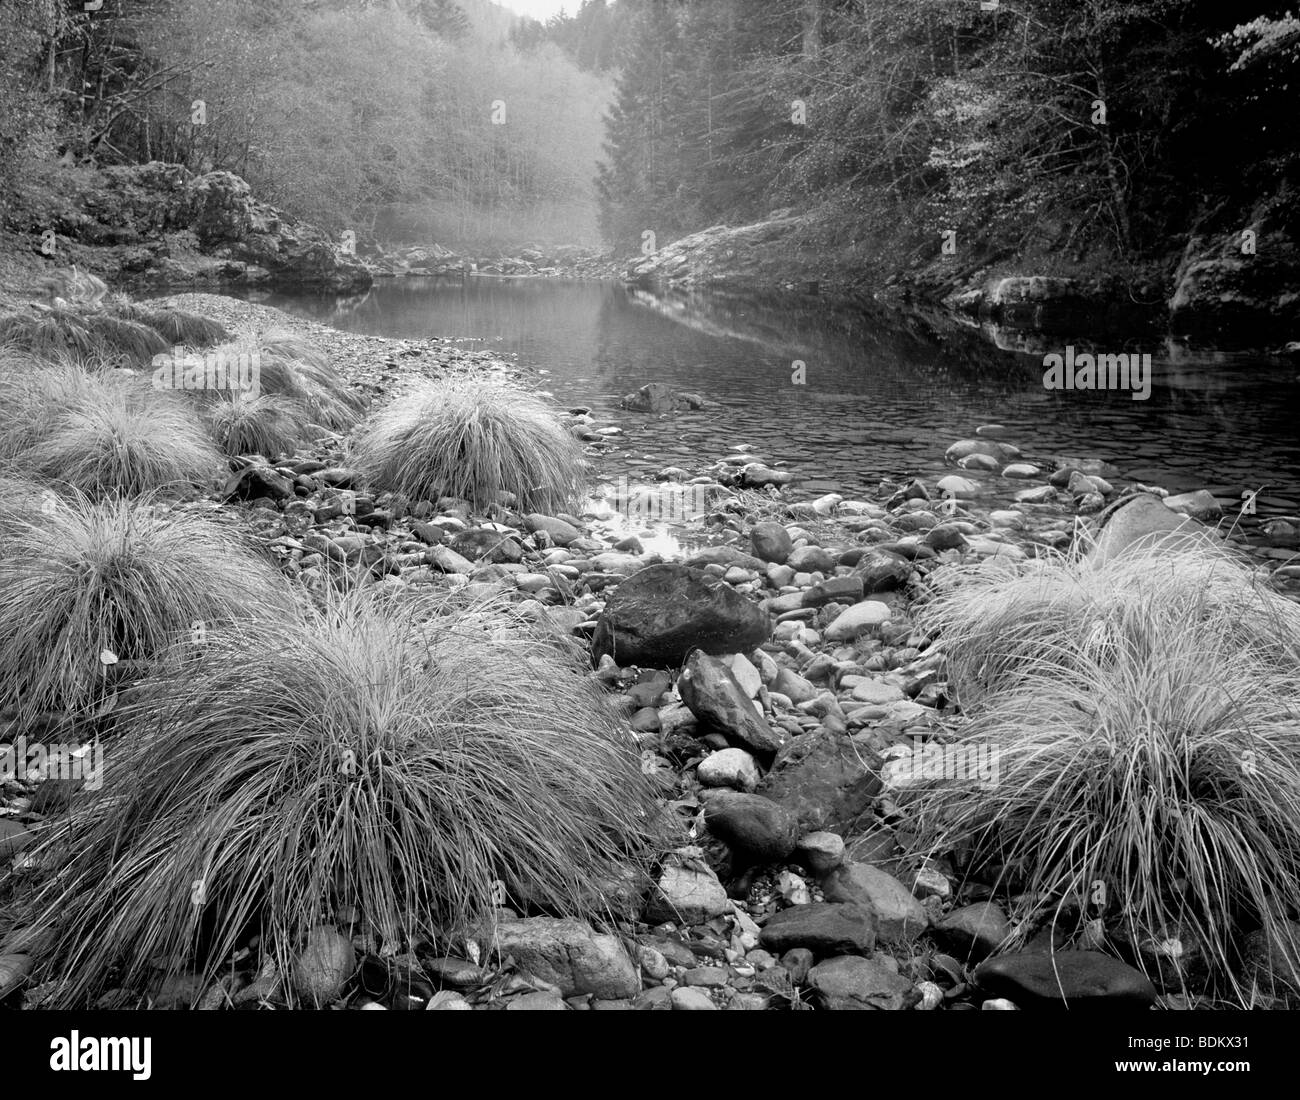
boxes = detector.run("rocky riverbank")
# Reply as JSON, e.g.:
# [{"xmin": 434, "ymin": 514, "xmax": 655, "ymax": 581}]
[
  {"xmin": 3, "ymin": 293, "xmax": 1296, "ymax": 1010},
  {"xmin": 624, "ymin": 208, "xmax": 1300, "ymax": 346}
]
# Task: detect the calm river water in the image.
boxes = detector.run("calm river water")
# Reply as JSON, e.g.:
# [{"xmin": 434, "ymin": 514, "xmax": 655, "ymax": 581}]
[{"xmin": 231, "ymin": 275, "xmax": 1300, "ymax": 534}]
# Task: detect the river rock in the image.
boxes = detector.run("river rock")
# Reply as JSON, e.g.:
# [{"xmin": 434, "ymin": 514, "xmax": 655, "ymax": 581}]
[
  {"xmin": 670, "ymin": 987, "xmax": 717, "ymax": 1010},
  {"xmin": 852, "ymin": 549, "xmax": 911, "ymax": 592},
  {"xmin": 796, "ymin": 831, "xmax": 845, "ymax": 875},
  {"xmin": 803, "ymin": 575, "xmax": 865, "ymax": 607},
  {"xmin": 724, "ymin": 653, "xmax": 763, "ymax": 698},
  {"xmin": 945, "ymin": 439, "xmax": 1021, "ymax": 464},
  {"xmin": 449, "ymin": 527, "xmax": 522, "ymax": 563},
  {"xmin": 936, "ymin": 475, "xmax": 980, "ymax": 499},
  {"xmin": 974, "ymin": 950, "xmax": 1158, "ymax": 1009},
  {"xmin": 758, "ymin": 902, "xmax": 877, "ymax": 957},
  {"xmin": 621, "ymin": 382, "xmax": 701, "ymax": 413},
  {"xmin": 739, "ymin": 463, "xmax": 796, "ymax": 488},
  {"xmin": 1163, "ymin": 489, "xmax": 1221, "ymax": 521},
  {"xmin": 697, "ymin": 747, "xmax": 761, "ymax": 791},
  {"xmin": 292, "ymin": 926, "xmax": 356, "ymax": 1005},
  {"xmin": 823, "ymin": 601, "xmax": 892, "ymax": 641},
  {"xmin": 678, "ymin": 650, "xmax": 783, "ymax": 755},
  {"xmin": 821, "ymin": 863, "xmax": 929, "ymax": 943},
  {"xmin": 751, "ymin": 521, "xmax": 794, "ymax": 563},
  {"xmin": 591, "ymin": 563, "xmax": 769, "ymax": 668},
  {"xmin": 524, "ymin": 513, "xmax": 582, "ymax": 546},
  {"xmin": 759, "ymin": 726, "xmax": 883, "ymax": 833},
  {"xmin": 477, "ymin": 916, "xmax": 639, "ymax": 999},
  {"xmin": 934, "ymin": 902, "xmax": 1012, "ymax": 962},
  {"xmin": 643, "ymin": 865, "xmax": 730, "ymax": 925},
  {"xmin": 808, "ymin": 955, "xmax": 914, "ymax": 1010},
  {"xmin": 787, "ymin": 545, "xmax": 837, "ymax": 573},
  {"xmin": 1089, "ymin": 493, "xmax": 1212, "ymax": 563},
  {"xmin": 687, "ymin": 545, "xmax": 767, "ymax": 571},
  {"xmin": 703, "ymin": 791, "xmax": 799, "ymax": 862}
]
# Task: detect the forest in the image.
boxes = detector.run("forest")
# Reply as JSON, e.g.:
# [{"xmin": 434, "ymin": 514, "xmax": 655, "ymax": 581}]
[{"xmin": 0, "ymin": 0, "xmax": 611, "ymax": 249}]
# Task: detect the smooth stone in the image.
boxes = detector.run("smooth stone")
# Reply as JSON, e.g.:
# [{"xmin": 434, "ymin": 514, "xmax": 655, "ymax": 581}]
[
  {"xmin": 974, "ymin": 950, "xmax": 1158, "ymax": 1009},
  {"xmin": 477, "ymin": 916, "xmax": 639, "ymax": 999},
  {"xmin": 823, "ymin": 601, "xmax": 892, "ymax": 642},
  {"xmin": 821, "ymin": 863, "xmax": 929, "ymax": 943},
  {"xmin": 758, "ymin": 902, "xmax": 876, "ymax": 957},
  {"xmin": 1014, "ymin": 485, "xmax": 1057, "ymax": 504},
  {"xmin": 1001, "ymin": 463, "xmax": 1040, "ymax": 479},
  {"xmin": 787, "ymin": 545, "xmax": 839, "ymax": 573},
  {"xmin": 670, "ymin": 986, "xmax": 717, "ymax": 1010},
  {"xmin": 1089, "ymin": 493, "xmax": 1214, "ymax": 564},
  {"xmin": 934, "ymin": 902, "xmax": 1012, "ymax": 962},
  {"xmin": 803, "ymin": 575, "xmax": 865, "ymax": 608},
  {"xmin": 678, "ymin": 650, "xmax": 783, "ymax": 755},
  {"xmin": 643, "ymin": 865, "xmax": 730, "ymax": 925},
  {"xmin": 591, "ymin": 563, "xmax": 769, "ymax": 668},
  {"xmin": 853, "ymin": 549, "xmax": 912, "ymax": 592},
  {"xmin": 796, "ymin": 831, "xmax": 845, "ymax": 875},
  {"xmin": 704, "ymin": 791, "xmax": 799, "ymax": 862},
  {"xmin": 808, "ymin": 954, "xmax": 914, "ymax": 1011},
  {"xmin": 697, "ymin": 747, "xmax": 761, "ymax": 792},
  {"xmin": 936, "ymin": 475, "xmax": 980, "ymax": 499},
  {"xmin": 750, "ymin": 521, "xmax": 794, "ymax": 563},
  {"xmin": 850, "ymin": 680, "xmax": 905, "ymax": 705},
  {"xmin": 724, "ymin": 652, "xmax": 763, "ymax": 698}
]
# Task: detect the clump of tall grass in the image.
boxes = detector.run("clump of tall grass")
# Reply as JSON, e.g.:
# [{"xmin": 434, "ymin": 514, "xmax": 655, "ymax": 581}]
[
  {"xmin": 7, "ymin": 590, "xmax": 662, "ymax": 1006},
  {"xmin": 256, "ymin": 330, "xmax": 365, "ymax": 430},
  {"xmin": 182, "ymin": 330, "xmax": 364, "ymax": 432},
  {"xmin": 353, "ymin": 377, "xmax": 584, "ymax": 512},
  {"xmin": 204, "ymin": 391, "xmax": 306, "ymax": 459},
  {"xmin": 918, "ymin": 542, "xmax": 1300, "ymax": 705},
  {"xmin": 0, "ymin": 489, "xmax": 295, "ymax": 719},
  {"xmin": 910, "ymin": 542, "xmax": 1300, "ymax": 1002},
  {"xmin": 106, "ymin": 302, "xmax": 230, "ymax": 348},
  {"xmin": 0, "ymin": 359, "xmax": 224, "ymax": 495},
  {"xmin": 0, "ymin": 309, "xmax": 168, "ymax": 365}
]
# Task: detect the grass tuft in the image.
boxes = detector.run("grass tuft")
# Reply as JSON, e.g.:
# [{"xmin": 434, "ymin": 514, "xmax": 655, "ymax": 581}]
[
  {"xmin": 0, "ymin": 360, "xmax": 224, "ymax": 496},
  {"xmin": 0, "ymin": 488, "xmax": 295, "ymax": 718},
  {"xmin": 107, "ymin": 303, "xmax": 231, "ymax": 348},
  {"xmin": 204, "ymin": 391, "xmax": 306, "ymax": 459},
  {"xmin": 910, "ymin": 541, "xmax": 1300, "ymax": 1002},
  {"xmin": 353, "ymin": 376, "xmax": 584, "ymax": 512},
  {"xmin": 9, "ymin": 589, "xmax": 663, "ymax": 1006}
]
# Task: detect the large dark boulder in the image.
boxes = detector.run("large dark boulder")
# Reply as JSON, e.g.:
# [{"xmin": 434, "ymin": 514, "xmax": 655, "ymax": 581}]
[
  {"xmin": 591, "ymin": 563, "xmax": 769, "ymax": 669},
  {"xmin": 974, "ymin": 950, "xmax": 1158, "ymax": 1009}
]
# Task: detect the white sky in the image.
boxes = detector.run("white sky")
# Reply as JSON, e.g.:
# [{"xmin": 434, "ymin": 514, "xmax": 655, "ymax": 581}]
[{"xmin": 493, "ymin": 0, "xmax": 575, "ymax": 21}]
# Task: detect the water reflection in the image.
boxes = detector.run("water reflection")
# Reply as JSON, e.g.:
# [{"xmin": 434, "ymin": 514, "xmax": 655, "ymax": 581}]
[{"xmin": 226, "ymin": 277, "xmax": 1300, "ymax": 523}]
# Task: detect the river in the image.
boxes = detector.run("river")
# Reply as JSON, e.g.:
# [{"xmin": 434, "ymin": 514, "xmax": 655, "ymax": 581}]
[{"xmin": 228, "ymin": 275, "xmax": 1300, "ymax": 550}]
